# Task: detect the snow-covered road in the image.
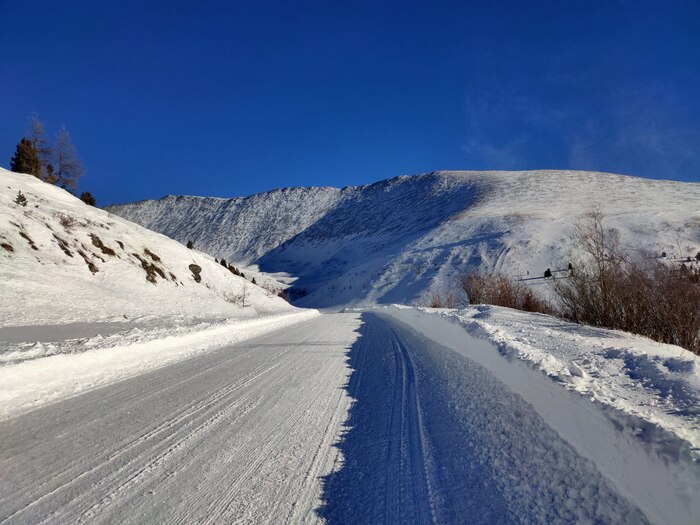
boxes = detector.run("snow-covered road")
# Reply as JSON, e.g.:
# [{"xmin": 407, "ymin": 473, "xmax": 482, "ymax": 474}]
[{"xmin": 0, "ymin": 313, "xmax": 657, "ymax": 523}]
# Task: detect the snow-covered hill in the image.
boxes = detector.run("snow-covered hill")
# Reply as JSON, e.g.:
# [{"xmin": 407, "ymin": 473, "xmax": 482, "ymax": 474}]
[
  {"xmin": 0, "ymin": 168, "xmax": 295, "ymax": 326},
  {"xmin": 108, "ymin": 170, "xmax": 700, "ymax": 307}
]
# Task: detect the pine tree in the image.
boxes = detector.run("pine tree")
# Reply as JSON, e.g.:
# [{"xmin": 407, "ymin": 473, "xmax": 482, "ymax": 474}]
[
  {"xmin": 55, "ymin": 127, "xmax": 84, "ymax": 192},
  {"xmin": 15, "ymin": 191, "xmax": 27, "ymax": 207},
  {"xmin": 10, "ymin": 138, "xmax": 40, "ymax": 177},
  {"xmin": 186, "ymin": 240, "xmax": 194, "ymax": 249}
]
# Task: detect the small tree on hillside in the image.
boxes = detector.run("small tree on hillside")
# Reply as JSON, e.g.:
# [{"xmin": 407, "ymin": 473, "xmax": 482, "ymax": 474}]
[
  {"xmin": 15, "ymin": 191, "xmax": 27, "ymax": 207},
  {"xmin": 80, "ymin": 192, "xmax": 96, "ymax": 206},
  {"xmin": 28, "ymin": 115, "xmax": 53, "ymax": 181},
  {"xmin": 10, "ymin": 138, "xmax": 40, "ymax": 177},
  {"xmin": 55, "ymin": 126, "xmax": 84, "ymax": 192},
  {"xmin": 186, "ymin": 240, "xmax": 194, "ymax": 249}
]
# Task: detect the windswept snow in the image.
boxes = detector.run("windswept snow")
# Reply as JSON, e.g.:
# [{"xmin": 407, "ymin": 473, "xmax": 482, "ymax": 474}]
[{"xmin": 108, "ymin": 170, "xmax": 700, "ymax": 307}]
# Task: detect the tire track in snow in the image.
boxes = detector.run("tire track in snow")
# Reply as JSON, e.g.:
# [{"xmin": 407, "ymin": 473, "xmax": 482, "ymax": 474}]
[
  {"xmin": 1, "ymin": 314, "xmax": 361, "ymax": 524},
  {"xmin": 318, "ymin": 316, "xmax": 442, "ymax": 524},
  {"xmin": 4, "ymin": 346, "xmax": 289, "ymax": 524},
  {"xmin": 383, "ymin": 332, "xmax": 435, "ymax": 524}
]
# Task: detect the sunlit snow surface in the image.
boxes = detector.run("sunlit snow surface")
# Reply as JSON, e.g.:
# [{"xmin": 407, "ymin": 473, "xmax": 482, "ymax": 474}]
[{"xmin": 1, "ymin": 168, "xmax": 699, "ymax": 524}]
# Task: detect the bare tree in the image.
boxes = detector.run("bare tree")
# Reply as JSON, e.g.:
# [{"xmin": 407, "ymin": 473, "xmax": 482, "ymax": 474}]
[
  {"xmin": 28, "ymin": 115, "xmax": 54, "ymax": 182},
  {"xmin": 55, "ymin": 126, "xmax": 84, "ymax": 192}
]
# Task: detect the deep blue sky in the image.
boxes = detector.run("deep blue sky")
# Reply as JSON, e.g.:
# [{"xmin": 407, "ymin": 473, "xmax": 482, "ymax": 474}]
[{"xmin": 1, "ymin": 0, "xmax": 699, "ymax": 204}]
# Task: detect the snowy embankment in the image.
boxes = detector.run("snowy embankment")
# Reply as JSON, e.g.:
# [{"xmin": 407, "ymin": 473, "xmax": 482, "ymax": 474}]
[
  {"xmin": 0, "ymin": 168, "xmax": 316, "ymax": 418},
  {"xmin": 375, "ymin": 305, "xmax": 700, "ymax": 525},
  {"xmin": 0, "ymin": 310, "xmax": 318, "ymax": 420}
]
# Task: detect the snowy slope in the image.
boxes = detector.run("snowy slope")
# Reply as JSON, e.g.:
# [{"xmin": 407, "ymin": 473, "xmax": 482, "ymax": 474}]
[
  {"xmin": 108, "ymin": 170, "xmax": 700, "ymax": 307},
  {"xmin": 0, "ymin": 168, "xmax": 295, "ymax": 326},
  {"xmin": 0, "ymin": 167, "xmax": 317, "ymax": 412}
]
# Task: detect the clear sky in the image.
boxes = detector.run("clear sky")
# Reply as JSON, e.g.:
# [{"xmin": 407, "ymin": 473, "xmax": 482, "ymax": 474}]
[{"xmin": 1, "ymin": 0, "xmax": 699, "ymax": 205}]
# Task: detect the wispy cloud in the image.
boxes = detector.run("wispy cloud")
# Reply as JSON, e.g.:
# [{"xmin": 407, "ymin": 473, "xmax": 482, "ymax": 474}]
[{"xmin": 461, "ymin": 80, "xmax": 700, "ymax": 181}]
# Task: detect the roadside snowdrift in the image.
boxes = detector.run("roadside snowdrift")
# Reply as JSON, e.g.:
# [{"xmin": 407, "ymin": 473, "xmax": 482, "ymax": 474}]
[
  {"xmin": 108, "ymin": 170, "xmax": 700, "ymax": 307},
  {"xmin": 377, "ymin": 305, "xmax": 700, "ymax": 525},
  {"xmin": 0, "ymin": 309, "xmax": 318, "ymax": 420}
]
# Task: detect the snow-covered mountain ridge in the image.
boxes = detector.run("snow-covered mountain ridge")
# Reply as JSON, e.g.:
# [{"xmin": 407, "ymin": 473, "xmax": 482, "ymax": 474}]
[{"xmin": 108, "ymin": 170, "xmax": 700, "ymax": 307}]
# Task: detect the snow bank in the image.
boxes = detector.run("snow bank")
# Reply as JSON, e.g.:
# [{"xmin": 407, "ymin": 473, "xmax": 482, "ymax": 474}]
[
  {"xmin": 0, "ymin": 309, "xmax": 319, "ymax": 420},
  {"xmin": 375, "ymin": 305, "xmax": 700, "ymax": 525}
]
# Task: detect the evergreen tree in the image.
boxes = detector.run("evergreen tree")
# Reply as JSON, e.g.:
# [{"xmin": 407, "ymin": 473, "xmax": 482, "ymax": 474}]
[
  {"xmin": 55, "ymin": 127, "xmax": 84, "ymax": 192},
  {"xmin": 186, "ymin": 240, "xmax": 194, "ymax": 249},
  {"xmin": 15, "ymin": 191, "xmax": 27, "ymax": 207},
  {"xmin": 10, "ymin": 138, "xmax": 40, "ymax": 177},
  {"xmin": 79, "ymin": 191, "xmax": 96, "ymax": 206}
]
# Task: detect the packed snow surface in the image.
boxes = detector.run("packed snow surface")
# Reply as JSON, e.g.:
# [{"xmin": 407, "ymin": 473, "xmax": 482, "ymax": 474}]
[
  {"xmin": 108, "ymin": 170, "xmax": 700, "ymax": 307},
  {"xmin": 6, "ymin": 311, "xmax": 696, "ymax": 524}
]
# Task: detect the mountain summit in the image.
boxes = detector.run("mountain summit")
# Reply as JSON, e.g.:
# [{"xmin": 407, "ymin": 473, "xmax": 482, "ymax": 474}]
[{"xmin": 108, "ymin": 170, "xmax": 700, "ymax": 307}]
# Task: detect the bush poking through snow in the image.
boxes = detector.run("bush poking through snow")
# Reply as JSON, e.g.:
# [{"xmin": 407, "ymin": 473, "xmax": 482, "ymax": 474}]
[
  {"xmin": 77, "ymin": 249, "xmax": 98, "ymax": 274},
  {"xmin": 222, "ymin": 284, "xmax": 248, "ymax": 307},
  {"xmin": 57, "ymin": 213, "xmax": 76, "ymax": 231},
  {"xmin": 132, "ymin": 253, "xmax": 165, "ymax": 283},
  {"xmin": 53, "ymin": 234, "xmax": 73, "ymax": 257},
  {"xmin": 189, "ymin": 264, "xmax": 202, "ymax": 283},
  {"xmin": 428, "ymin": 292, "xmax": 456, "ymax": 308},
  {"xmin": 457, "ymin": 272, "xmax": 552, "ymax": 314},
  {"xmin": 19, "ymin": 231, "xmax": 38, "ymax": 251},
  {"xmin": 554, "ymin": 210, "xmax": 700, "ymax": 354},
  {"xmin": 144, "ymin": 248, "xmax": 161, "ymax": 262},
  {"xmin": 89, "ymin": 234, "xmax": 116, "ymax": 256}
]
